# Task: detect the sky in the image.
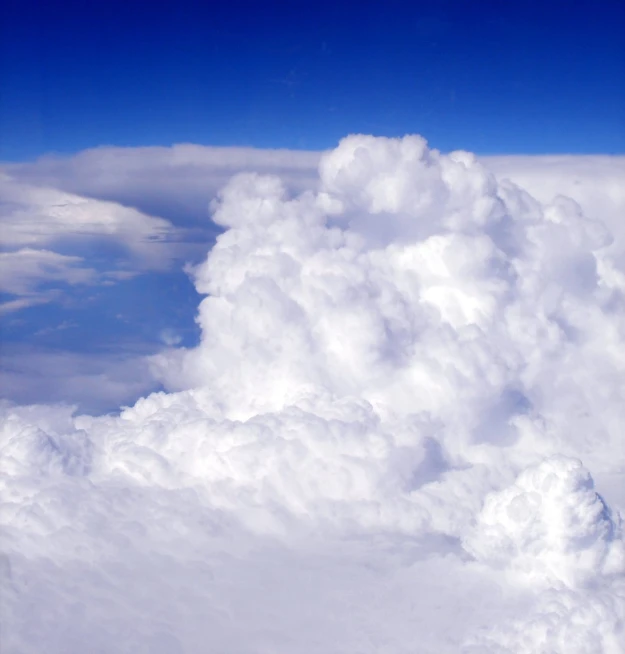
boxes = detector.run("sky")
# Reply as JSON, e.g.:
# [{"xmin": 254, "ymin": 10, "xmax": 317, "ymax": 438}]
[
  {"xmin": 1, "ymin": 0, "xmax": 624, "ymax": 160},
  {"xmin": 1, "ymin": 1, "xmax": 625, "ymax": 653}
]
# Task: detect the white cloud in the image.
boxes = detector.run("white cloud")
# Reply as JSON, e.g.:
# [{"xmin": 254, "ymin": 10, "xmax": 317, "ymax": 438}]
[
  {"xmin": 0, "ymin": 249, "xmax": 98, "ymax": 313},
  {"xmin": 462, "ymin": 456, "xmax": 625, "ymax": 652},
  {"xmin": 0, "ymin": 173, "xmax": 175, "ymax": 258},
  {"xmin": 464, "ymin": 456, "xmax": 624, "ymax": 587},
  {"xmin": 159, "ymin": 328, "xmax": 183, "ymax": 346},
  {"xmin": 0, "ymin": 249, "xmax": 96, "ymax": 295},
  {"xmin": 5, "ymin": 145, "xmax": 622, "ymax": 246},
  {"xmin": 0, "ymin": 295, "xmax": 52, "ymax": 315},
  {"xmin": 0, "ymin": 147, "xmax": 316, "ymax": 313},
  {"xmin": 482, "ymin": 154, "xmax": 625, "ymax": 243},
  {"xmin": 2, "ymin": 145, "xmax": 320, "ymax": 235},
  {"xmin": 1, "ymin": 135, "xmax": 624, "ymax": 653},
  {"xmin": 0, "ymin": 173, "xmax": 183, "ymax": 311},
  {"xmin": 0, "ymin": 346, "xmax": 161, "ymax": 415}
]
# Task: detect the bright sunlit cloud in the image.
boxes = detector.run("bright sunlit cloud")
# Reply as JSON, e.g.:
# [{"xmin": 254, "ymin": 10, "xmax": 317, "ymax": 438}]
[{"xmin": 1, "ymin": 135, "xmax": 624, "ymax": 653}]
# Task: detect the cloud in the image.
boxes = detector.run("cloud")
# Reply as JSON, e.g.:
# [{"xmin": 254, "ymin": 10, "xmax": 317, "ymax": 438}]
[
  {"xmin": 0, "ymin": 249, "xmax": 96, "ymax": 295},
  {"xmin": 0, "ymin": 173, "xmax": 185, "ymax": 312},
  {"xmin": 1, "ymin": 135, "xmax": 624, "ymax": 652},
  {"xmin": 462, "ymin": 456, "xmax": 625, "ymax": 652},
  {"xmin": 482, "ymin": 154, "xmax": 625, "ymax": 244},
  {"xmin": 2, "ymin": 144, "xmax": 321, "ymax": 231},
  {"xmin": 0, "ymin": 173, "xmax": 170, "ymax": 247},
  {"xmin": 0, "ymin": 249, "xmax": 97, "ymax": 314},
  {"xmin": 0, "ymin": 295, "xmax": 52, "ymax": 315},
  {"xmin": 464, "ymin": 456, "xmax": 624, "ymax": 587},
  {"xmin": 0, "ymin": 146, "xmax": 319, "ymax": 315},
  {"xmin": 0, "ymin": 345, "xmax": 162, "ymax": 415},
  {"xmin": 5, "ymin": 145, "xmax": 622, "ymax": 245}
]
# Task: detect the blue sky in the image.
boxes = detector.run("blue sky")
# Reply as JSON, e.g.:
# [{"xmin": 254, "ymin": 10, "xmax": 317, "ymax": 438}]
[{"xmin": 1, "ymin": 0, "xmax": 624, "ymax": 161}]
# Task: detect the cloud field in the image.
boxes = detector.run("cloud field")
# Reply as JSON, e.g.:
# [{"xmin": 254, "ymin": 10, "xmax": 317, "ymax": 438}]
[{"xmin": 1, "ymin": 135, "xmax": 624, "ymax": 652}]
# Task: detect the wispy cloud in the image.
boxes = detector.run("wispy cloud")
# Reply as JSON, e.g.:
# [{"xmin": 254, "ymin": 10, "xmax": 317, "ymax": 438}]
[
  {"xmin": 0, "ymin": 176, "xmax": 181, "ymax": 311},
  {"xmin": 0, "ymin": 249, "xmax": 96, "ymax": 295}
]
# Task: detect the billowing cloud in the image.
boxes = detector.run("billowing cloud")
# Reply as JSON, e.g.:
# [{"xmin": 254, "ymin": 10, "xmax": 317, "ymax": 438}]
[
  {"xmin": 465, "ymin": 455, "xmax": 624, "ymax": 586},
  {"xmin": 1, "ymin": 135, "xmax": 624, "ymax": 653},
  {"xmin": 0, "ymin": 146, "xmax": 318, "ymax": 317}
]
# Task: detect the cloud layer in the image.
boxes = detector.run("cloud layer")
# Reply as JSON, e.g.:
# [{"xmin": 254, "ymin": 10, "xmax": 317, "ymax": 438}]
[
  {"xmin": 0, "ymin": 172, "xmax": 179, "ymax": 314},
  {"xmin": 1, "ymin": 135, "xmax": 624, "ymax": 652}
]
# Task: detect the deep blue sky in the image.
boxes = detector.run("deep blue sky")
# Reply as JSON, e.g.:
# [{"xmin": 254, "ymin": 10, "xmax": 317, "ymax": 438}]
[{"xmin": 1, "ymin": 0, "xmax": 624, "ymax": 160}]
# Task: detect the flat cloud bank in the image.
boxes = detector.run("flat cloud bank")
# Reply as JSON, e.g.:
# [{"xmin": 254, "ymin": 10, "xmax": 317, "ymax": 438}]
[{"xmin": 1, "ymin": 136, "xmax": 624, "ymax": 653}]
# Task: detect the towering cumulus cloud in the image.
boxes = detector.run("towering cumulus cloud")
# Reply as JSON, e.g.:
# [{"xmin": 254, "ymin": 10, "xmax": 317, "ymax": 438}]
[{"xmin": 2, "ymin": 135, "xmax": 624, "ymax": 653}]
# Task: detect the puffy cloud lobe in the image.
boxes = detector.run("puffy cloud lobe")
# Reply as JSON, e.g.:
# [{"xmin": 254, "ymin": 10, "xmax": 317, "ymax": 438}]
[
  {"xmin": 318, "ymin": 135, "xmax": 501, "ymax": 236},
  {"xmin": 484, "ymin": 154, "xmax": 625, "ymax": 253},
  {"xmin": 2, "ymin": 135, "xmax": 625, "ymax": 652},
  {"xmin": 462, "ymin": 457, "xmax": 625, "ymax": 653},
  {"xmin": 464, "ymin": 456, "xmax": 624, "ymax": 587}
]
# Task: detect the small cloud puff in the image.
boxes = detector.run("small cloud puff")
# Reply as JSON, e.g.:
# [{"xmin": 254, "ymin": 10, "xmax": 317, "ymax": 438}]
[{"xmin": 464, "ymin": 456, "xmax": 624, "ymax": 588}]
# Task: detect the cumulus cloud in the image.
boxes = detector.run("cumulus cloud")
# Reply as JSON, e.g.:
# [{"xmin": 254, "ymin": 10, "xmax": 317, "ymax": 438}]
[
  {"xmin": 483, "ymin": 154, "xmax": 625, "ymax": 247},
  {"xmin": 465, "ymin": 456, "xmax": 624, "ymax": 586},
  {"xmin": 1, "ymin": 135, "xmax": 624, "ymax": 653},
  {"xmin": 463, "ymin": 456, "xmax": 625, "ymax": 652}
]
